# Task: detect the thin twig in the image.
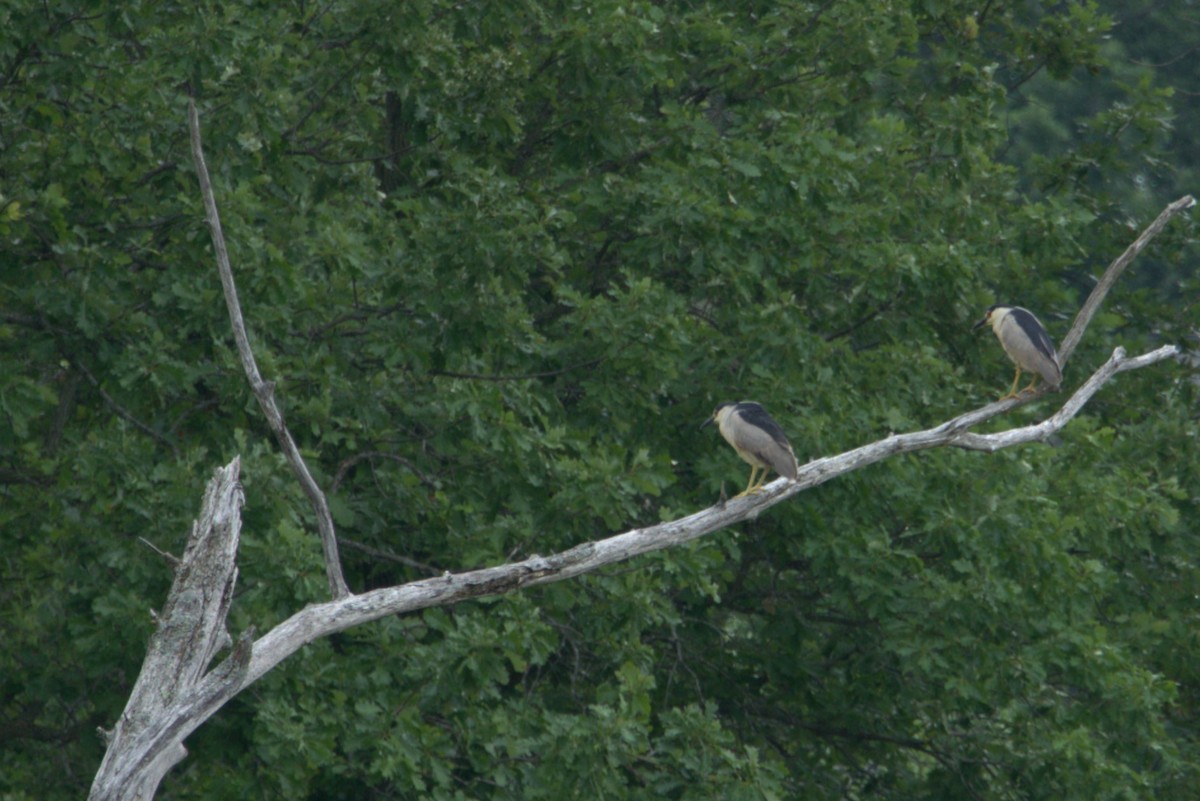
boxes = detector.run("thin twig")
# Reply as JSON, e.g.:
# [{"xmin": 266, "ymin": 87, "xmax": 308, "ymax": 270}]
[
  {"xmin": 137, "ymin": 537, "xmax": 181, "ymax": 567},
  {"xmin": 74, "ymin": 360, "xmax": 180, "ymax": 458},
  {"xmin": 187, "ymin": 99, "xmax": 350, "ymax": 599},
  {"xmin": 331, "ymin": 451, "xmax": 437, "ymax": 493},
  {"xmin": 338, "ymin": 537, "xmax": 443, "ymax": 576},
  {"xmin": 7, "ymin": 313, "xmax": 180, "ymax": 456},
  {"xmin": 167, "ymin": 398, "xmax": 221, "ymax": 438},
  {"xmin": 823, "ymin": 291, "xmax": 903, "ymax": 342},
  {"xmin": 429, "ymin": 357, "xmax": 607, "ymax": 383},
  {"xmin": 1058, "ymin": 195, "xmax": 1195, "ymax": 367}
]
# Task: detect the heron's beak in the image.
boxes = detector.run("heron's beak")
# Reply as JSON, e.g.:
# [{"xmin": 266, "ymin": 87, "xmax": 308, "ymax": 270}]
[
  {"xmin": 971, "ymin": 315, "xmax": 989, "ymax": 331},
  {"xmin": 700, "ymin": 416, "xmax": 715, "ymax": 430}
]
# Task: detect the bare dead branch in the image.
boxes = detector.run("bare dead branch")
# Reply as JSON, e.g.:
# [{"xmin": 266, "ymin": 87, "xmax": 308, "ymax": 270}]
[
  {"xmin": 1058, "ymin": 195, "xmax": 1195, "ymax": 366},
  {"xmin": 94, "ymin": 125, "xmax": 1192, "ymax": 801},
  {"xmin": 187, "ymin": 99, "xmax": 349, "ymax": 599},
  {"xmin": 948, "ymin": 345, "xmax": 1177, "ymax": 452},
  {"xmin": 87, "ymin": 339, "xmax": 1178, "ymax": 799},
  {"xmin": 231, "ymin": 342, "xmax": 1178, "ymax": 666},
  {"xmin": 91, "ymin": 629, "xmax": 254, "ymax": 801},
  {"xmin": 89, "ymin": 460, "xmax": 245, "ymax": 801}
]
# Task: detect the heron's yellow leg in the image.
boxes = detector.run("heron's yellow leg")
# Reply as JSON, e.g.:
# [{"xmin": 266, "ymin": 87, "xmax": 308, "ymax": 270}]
[
  {"xmin": 1020, "ymin": 374, "xmax": 1040, "ymax": 395},
  {"xmin": 734, "ymin": 466, "xmax": 760, "ymax": 498},
  {"xmin": 747, "ymin": 466, "xmax": 761, "ymax": 494},
  {"xmin": 1001, "ymin": 368, "xmax": 1022, "ymax": 400},
  {"xmin": 742, "ymin": 468, "xmax": 774, "ymax": 496}
]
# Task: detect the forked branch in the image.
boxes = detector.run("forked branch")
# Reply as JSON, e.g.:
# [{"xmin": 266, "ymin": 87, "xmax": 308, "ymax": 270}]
[
  {"xmin": 1058, "ymin": 195, "xmax": 1195, "ymax": 366},
  {"xmin": 89, "ymin": 341, "xmax": 1179, "ymax": 801}
]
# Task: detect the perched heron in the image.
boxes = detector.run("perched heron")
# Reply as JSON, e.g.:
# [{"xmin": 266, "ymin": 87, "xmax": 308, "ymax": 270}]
[
  {"xmin": 701, "ymin": 401, "xmax": 798, "ymax": 497},
  {"xmin": 973, "ymin": 304, "xmax": 1062, "ymax": 399}
]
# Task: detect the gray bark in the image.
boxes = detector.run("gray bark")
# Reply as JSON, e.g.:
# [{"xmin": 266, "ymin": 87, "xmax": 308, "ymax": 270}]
[{"xmin": 89, "ymin": 460, "xmax": 247, "ymax": 801}]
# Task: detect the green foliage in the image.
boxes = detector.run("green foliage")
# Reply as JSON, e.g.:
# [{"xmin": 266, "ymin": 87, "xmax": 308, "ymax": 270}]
[{"xmin": 1, "ymin": 0, "xmax": 1197, "ymax": 799}]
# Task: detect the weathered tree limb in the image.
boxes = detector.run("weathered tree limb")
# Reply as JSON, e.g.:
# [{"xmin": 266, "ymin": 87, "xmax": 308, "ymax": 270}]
[
  {"xmin": 91, "ymin": 631, "xmax": 254, "ymax": 801},
  {"xmin": 947, "ymin": 345, "xmax": 1177, "ymax": 452},
  {"xmin": 772, "ymin": 344, "xmax": 1178, "ymax": 497},
  {"xmin": 1058, "ymin": 195, "xmax": 1195, "ymax": 366},
  {"xmin": 86, "ymin": 339, "xmax": 1179, "ymax": 801},
  {"xmin": 187, "ymin": 99, "xmax": 349, "ymax": 599},
  {"xmin": 89, "ymin": 459, "xmax": 245, "ymax": 801}
]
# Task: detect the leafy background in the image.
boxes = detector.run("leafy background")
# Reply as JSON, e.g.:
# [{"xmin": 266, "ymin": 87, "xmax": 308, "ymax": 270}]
[{"xmin": 1, "ymin": 1, "xmax": 1197, "ymax": 799}]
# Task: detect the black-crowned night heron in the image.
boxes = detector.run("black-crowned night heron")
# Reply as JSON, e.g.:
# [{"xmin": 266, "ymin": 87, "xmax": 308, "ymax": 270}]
[
  {"xmin": 701, "ymin": 401, "xmax": 798, "ymax": 497},
  {"xmin": 973, "ymin": 304, "xmax": 1062, "ymax": 399}
]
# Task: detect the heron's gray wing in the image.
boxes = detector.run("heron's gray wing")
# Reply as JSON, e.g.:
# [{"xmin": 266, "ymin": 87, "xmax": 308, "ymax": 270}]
[
  {"xmin": 1011, "ymin": 307, "xmax": 1059, "ymax": 364},
  {"xmin": 734, "ymin": 404, "xmax": 797, "ymax": 479}
]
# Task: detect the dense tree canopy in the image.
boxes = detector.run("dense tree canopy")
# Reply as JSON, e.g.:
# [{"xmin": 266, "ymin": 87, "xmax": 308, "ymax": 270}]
[{"xmin": 1, "ymin": 1, "xmax": 1197, "ymax": 799}]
